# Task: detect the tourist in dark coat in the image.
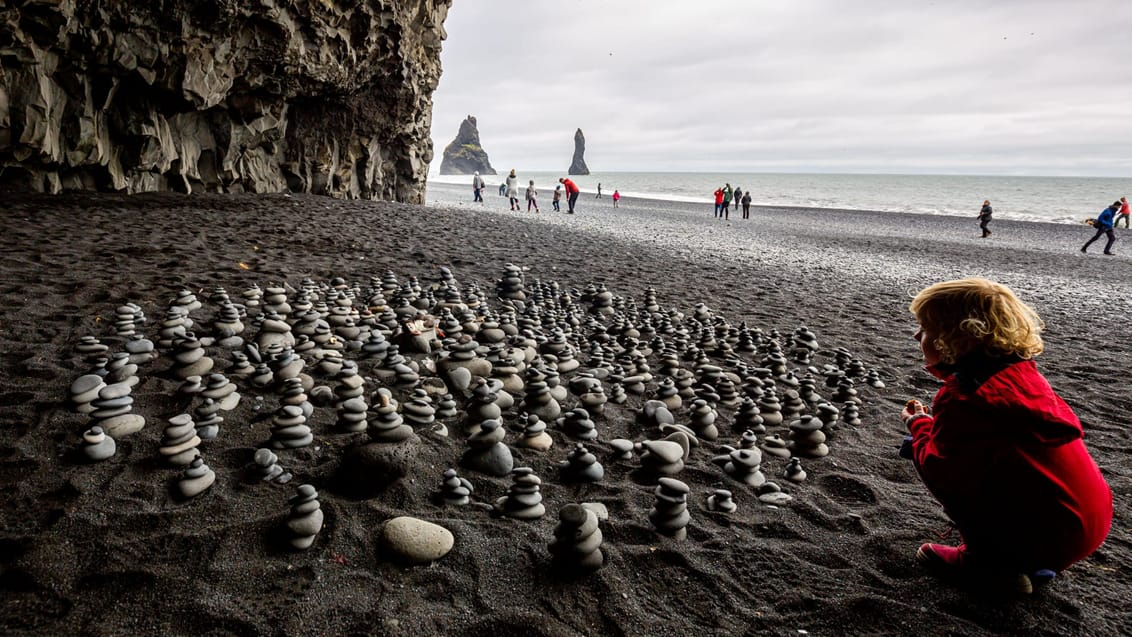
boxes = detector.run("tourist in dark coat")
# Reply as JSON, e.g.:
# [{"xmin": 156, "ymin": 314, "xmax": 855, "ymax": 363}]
[
  {"xmin": 977, "ymin": 200, "xmax": 993, "ymax": 238},
  {"xmin": 1081, "ymin": 202, "xmax": 1118, "ymax": 255}
]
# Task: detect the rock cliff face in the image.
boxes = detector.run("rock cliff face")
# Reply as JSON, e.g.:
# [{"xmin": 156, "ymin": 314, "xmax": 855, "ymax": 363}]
[
  {"xmin": 568, "ymin": 128, "xmax": 589, "ymax": 175},
  {"xmin": 0, "ymin": 0, "xmax": 451, "ymax": 202},
  {"xmin": 439, "ymin": 115, "xmax": 495, "ymax": 175}
]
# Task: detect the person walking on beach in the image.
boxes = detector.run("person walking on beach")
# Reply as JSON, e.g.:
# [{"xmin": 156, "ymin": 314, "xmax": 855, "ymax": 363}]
[
  {"xmin": 472, "ymin": 172, "xmax": 485, "ymax": 202},
  {"xmin": 499, "ymin": 181, "xmax": 506, "ymax": 196},
  {"xmin": 902, "ymin": 278, "xmax": 1111, "ymax": 596},
  {"xmin": 1081, "ymin": 202, "xmax": 1118, "ymax": 255},
  {"xmin": 722, "ymin": 183, "xmax": 734, "ymax": 217},
  {"xmin": 734, "ymin": 186, "xmax": 743, "ymax": 212},
  {"xmin": 525, "ymin": 180, "xmax": 540, "ymax": 213},
  {"xmin": 741, "ymin": 191, "xmax": 752, "ymax": 219},
  {"xmin": 713, "ymin": 187, "xmax": 724, "ymax": 218},
  {"xmin": 977, "ymin": 200, "xmax": 993, "ymax": 238},
  {"xmin": 597, "ymin": 183, "xmax": 603, "ymax": 198},
  {"xmin": 560, "ymin": 177, "xmax": 580, "ymax": 213},
  {"xmin": 612, "ymin": 190, "xmax": 620, "ymax": 208},
  {"xmin": 552, "ymin": 184, "xmax": 562, "ymax": 211},
  {"xmin": 1116, "ymin": 196, "xmax": 1130, "ymax": 229},
  {"xmin": 506, "ymin": 169, "xmax": 520, "ymax": 211}
]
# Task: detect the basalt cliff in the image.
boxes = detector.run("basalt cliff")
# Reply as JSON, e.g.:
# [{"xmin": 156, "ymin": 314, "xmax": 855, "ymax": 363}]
[{"xmin": 0, "ymin": 0, "xmax": 451, "ymax": 202}]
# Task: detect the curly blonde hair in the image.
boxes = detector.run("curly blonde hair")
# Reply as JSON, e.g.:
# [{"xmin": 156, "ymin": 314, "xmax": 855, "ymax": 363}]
[{"xmin": 909, "ymin": 278, "xmax": 1044, "ymax": 364}]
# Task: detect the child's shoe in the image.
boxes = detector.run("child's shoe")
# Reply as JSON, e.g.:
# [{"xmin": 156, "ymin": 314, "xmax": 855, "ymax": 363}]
[{"xmin": 916, "ymin": 543, "xmax": 1035, "ymax": 595}]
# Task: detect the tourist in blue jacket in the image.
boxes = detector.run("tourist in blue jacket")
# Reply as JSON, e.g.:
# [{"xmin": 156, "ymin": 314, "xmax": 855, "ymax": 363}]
[{"xmin": 1081, "ymin": 202, "xmax": 1118, "ymax": 255}]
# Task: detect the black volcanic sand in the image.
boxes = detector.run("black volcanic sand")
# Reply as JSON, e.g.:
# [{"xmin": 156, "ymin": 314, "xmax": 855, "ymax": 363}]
[{"xmin": 0, "ymin": 189, "xmax": 1129, "ymax": 637}]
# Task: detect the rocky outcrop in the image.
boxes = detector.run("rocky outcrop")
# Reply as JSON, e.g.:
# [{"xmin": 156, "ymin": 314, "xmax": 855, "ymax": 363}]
[
  {"xmin": 439, "ymin": 115, "xmax": 495, "ymax": 175},
  {"xmin": 0, "ymin": 0, "xmax": 451, "ymax": 203},
  {"xmin": 568, "ymin": 128, "xmax": 589, "ymax": 176}
]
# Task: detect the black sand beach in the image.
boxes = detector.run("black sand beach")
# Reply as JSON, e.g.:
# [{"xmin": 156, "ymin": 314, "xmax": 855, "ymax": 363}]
[{"xmin": 0, "ymin": 188, "xmax": 1128, "ymax": 636}]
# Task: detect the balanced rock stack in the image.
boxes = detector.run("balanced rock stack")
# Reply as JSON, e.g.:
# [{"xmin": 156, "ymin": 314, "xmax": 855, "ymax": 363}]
[
  {"xmin": 285, "ymin": 484, "xmax": 324, "ymax": 550},
  {"xmin": 89, "ymin": 381, "xmax": 146, "ymax": 437},
  {"xmin": 649, "ymin": 477, "xmax": 692, "ymax": 540},
  {"xmin": 494, "ymin": 467, "xmax": 546, "ymax": 519},
  {"xmin": 252, "ymin": 448, "xmax": 293, "ymax": 484},
  {"xmin": 193, "ymin": 398, "xmax": 223, "ymax": 440},
  {"xmin": 113, "ymin": 303, "xmax": 145, "ymax": 337},
  {"xmin": 517, "ymin": 412, "xmax": 553, "ymax": 451},
  {"xmin": 269, "ymin": 404, "xmax": 313, "ymax": 449},
  {"xmin": 788, "ymin": 415, "xmax": 829, "ymax": 457},
  {"xmin": 706, "ymin": 489, "xmax": 737, "ymax": 513},
  {"xmin": 104, "ymin": 353, "xmax": 139, "ymax": 387},
  {"xmin": 461, "ymin": 419, "xmax": 514, "ymax": 476},
  {"xmin": 687, "ymin": 399, "xmax": 719, "ymax": 441},
  {"xmin": 213, "ymin": 301, "xmax": 246, "ymax": 348},
  {"xmin": 79, "ymin": 425, "xmax": 116, "ymax": 462},
  {"xmin": 637, "ymin": 437, "xmax": 689, "ymax": 476},
  {"xmin": 436, "ymin": 468, "xmax": 474, "ymax": 505},
  {"xmin": 557, "ymin": 408, "xmax": 598, "ymax": 441},
  {"xmin": 784, "ymin": 457, "xmax": 807, "ymax": 482},
  {"xmin": 70, "ymin": 374, "xmax": 105, "ymax": 414},
  {"xmin": 559, "ymin": 443, "xmax": 604, "ymax": 483},
  {"xmin": 521, "ymin": 368, "xmax": 562, "ymax": 421},
  {"xmin": 720, "ymin": 448, "xmax": 766, "ymax": 487},
  {"xmin": 170, "ymin": 334, "xmax": 214, "ymax": 380},
  {"xmin": 495, "ymin": 264, "xmax": 527, "ymax": 303},
  {"xmin": 367, "ymin": 388, "xmax": 414, "ymax": 443},
  {"xmin": 334, "ymin": 363, "xmax": 368, "ymax": 433},
  {"xmin": 159, "ymin": 414, "xmax": 202, "ymax": 466},
  {"xmin": 549, "ymin": 504, "xmax": 604, "ymax": 573},
  {"xmin": 176, "ymin": 456, "xmax": 217, "ymax": 499},
  {"xmin": 401, "ymin": 388, "xmax": 438, "ymax": 432},
  {"xmin": 125, "ymin": 334, "xmax": 157, "ymax": 365},
  {"xmin": 202, "ymin": 373, "xmax": 240, "ymax": 411}
]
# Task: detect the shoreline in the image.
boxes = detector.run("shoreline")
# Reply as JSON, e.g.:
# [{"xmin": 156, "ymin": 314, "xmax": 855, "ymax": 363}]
[{"xmin": 0, "ymin": 191, "xmax": 1127, "ymax": 636}]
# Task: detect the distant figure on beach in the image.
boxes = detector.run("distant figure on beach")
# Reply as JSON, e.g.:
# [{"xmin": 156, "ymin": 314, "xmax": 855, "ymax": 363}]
[
  {"xmin": 612, "ymin": 190, "xmax": 620, "ymax": 208},
  {"xmin": 525, "ymin": 180, "xmax": 540, "ymax": 213},
  {"xmin": 506, "ymin": 169, "xmax": 520, "ymax": 211},
  {"xmin": 977, "ymin": 200, "xmax": 993, "ymax": 238},
  {"xmin": 499, "ymin": 181, "xmax": 506, "ymax": 196},
  {"xmin": 713, "ymin": 187, "xmax": 724, "ymax": 218},
  {"xmin": 552, "ymin": 184, "xmax": 562, "ymax": 211},
  {"xmin": 734, "ymin": 187, "xmax": 743, "ymax": 211},
  {"xmin": 722, "ymin": 183, "xmax": 733, "ymax": 217},
  {"xmin": 902, "ymin": 278, "xmax": 1112, "ymax": 595},
  {"xmin": 741, "ymin": 191, "xmax": 752, "ymax": 219},
  {"xmin": 560, "ymin": 177, "xmax": 580, "ymax": 213},
  {"xmin": 1116, "ymin": 196, "xmax": 1130, "ymax": 228},
  {"xmin": 1080, "ymin": 202, "xmax": 1118, "ymax": 255},
  {"xmin": 597, "ymin": 183, "xmax": 603, "ymax": 198},
  {"xmin": 472, "ymin": 172, "xmax": 485, "ymax": 202}
]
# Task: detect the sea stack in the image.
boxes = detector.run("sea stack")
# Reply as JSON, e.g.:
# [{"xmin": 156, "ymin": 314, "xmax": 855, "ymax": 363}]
[
  {"xmin": 439, "ymin": 115, "xmax": 496, "ymax": 175},
  {"xmin": 568, "ymin": 128, "xmax": 590, "ymax": 175}
]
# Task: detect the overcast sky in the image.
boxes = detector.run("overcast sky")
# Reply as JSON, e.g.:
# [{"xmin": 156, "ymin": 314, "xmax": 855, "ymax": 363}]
[{"xmin": 428, "ymin": 1, "xmax": 1132, "ymax": 176}]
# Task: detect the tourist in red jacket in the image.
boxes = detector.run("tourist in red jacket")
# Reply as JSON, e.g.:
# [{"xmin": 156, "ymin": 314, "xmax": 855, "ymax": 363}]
[
  {"xmin": 559, "ymin": 178, "xmax": 580, "ymax": 214},
  {"xmin": 902, "ymin": 278, "xmax": 1112, "ymax": 595}
]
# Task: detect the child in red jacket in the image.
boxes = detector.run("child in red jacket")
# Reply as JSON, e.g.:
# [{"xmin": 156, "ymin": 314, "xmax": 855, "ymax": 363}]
[{"xmin": 902, "ymin": 278, "xmax": 1112, "ymax": 594}]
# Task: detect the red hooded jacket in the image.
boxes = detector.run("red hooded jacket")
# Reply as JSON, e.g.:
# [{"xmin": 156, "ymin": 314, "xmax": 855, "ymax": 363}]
[{"xmin": 909, "ymin": 359, "xmax": 1112, "ymax": 572}]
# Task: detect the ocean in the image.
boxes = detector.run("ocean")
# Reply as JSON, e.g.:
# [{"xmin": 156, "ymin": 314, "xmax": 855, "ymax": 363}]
[{"xmin": 428, "ymin": 171, "xmax": 1131, "ymax": 225}]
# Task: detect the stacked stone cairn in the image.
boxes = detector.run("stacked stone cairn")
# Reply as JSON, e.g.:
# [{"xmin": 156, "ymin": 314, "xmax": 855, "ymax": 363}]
[
  {"xmin": 495, "ymin": 467, "xmax": 545, "ymax": 519},
  {"xmin": 437, "ymin": 468, "xmax": 474, "ymax": 505},
  {"xmin": 176, "ymin": 456, "xmax": 216, "ymax": 499},
  {"xmin": 334, "ymin": 362, "xmax": 368, "ymax": 433},
  {"xmin": 251, "ymin": 448, "xmax": 292, "ymax": 484},
  {"xmin": 269, "ymin": 404, "xmax": 313, "ymax": 449},
  {"xmin": 649, "ymin": 477, "xmax": 692, "ymax": 540},
  {"xmin": 79, "ymin": 425, "xmax": 116, "ymax": 462},
  {"xmin": 549, "ymin": 504, "xmax": 604, "ymax": 573},
  {"xmin": 706, "ymin": 489, "xmax": 737, "ymax": 513},
  {"xmin": 559, "ymin": 443, "xmax": 604, "ymax": 483},
  {"xmin": 285, "ymin": 484, "xmax": 324, "ymax": 550},
  {"xmin": 159, "ymin": 414, "xmax": 202, "ymax": 466},
  {"xmin": 788, "ymin": 415, "xmax": 829, "ymax": 458},
  {"xmin": 367, "ymin": 388, "xmax": 413, "ymax": 443},
  {"xmin": 461, "ymin": 419, "xmax": 513, "ymax": 476}
]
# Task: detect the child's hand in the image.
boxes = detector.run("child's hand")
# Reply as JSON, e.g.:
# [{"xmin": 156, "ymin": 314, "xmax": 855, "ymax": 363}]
[{"xmin": 902, "ymin": 399, "xmax": 929, "ymax": 426}]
